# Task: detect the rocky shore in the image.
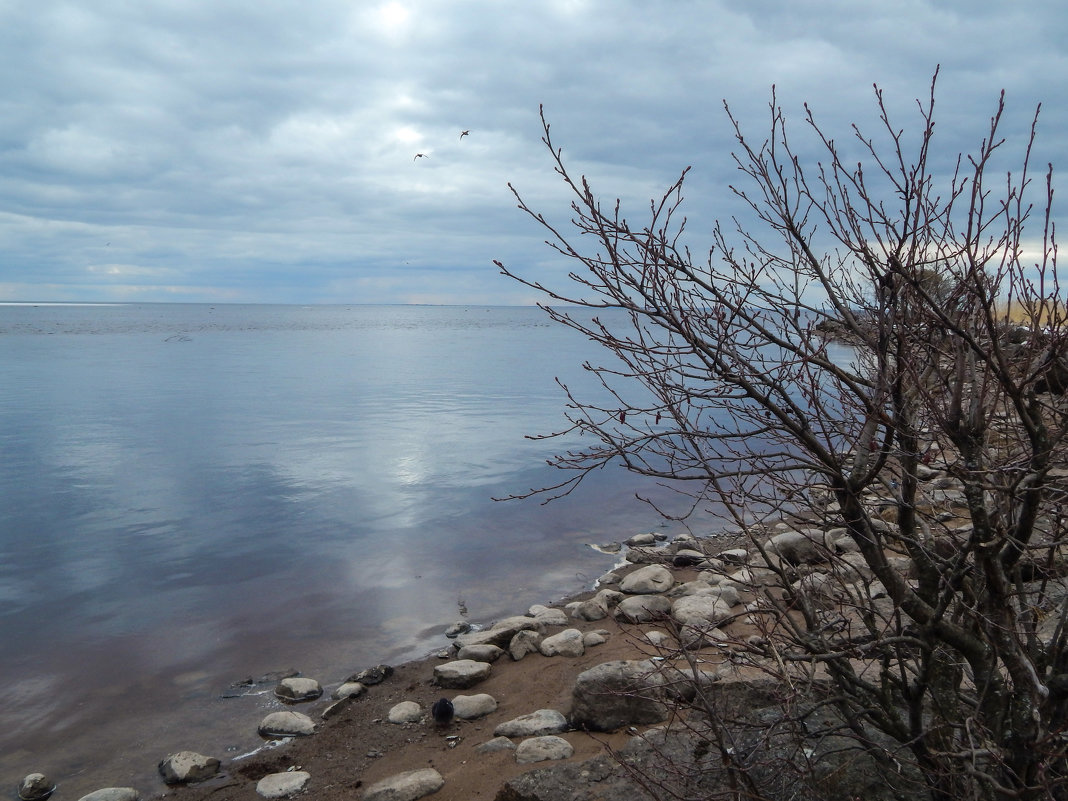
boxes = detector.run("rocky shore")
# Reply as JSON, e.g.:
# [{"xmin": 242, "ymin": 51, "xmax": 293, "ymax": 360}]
[{"xmin": 15, "ymin": 465, "xmax": 984, "ymax": 801}]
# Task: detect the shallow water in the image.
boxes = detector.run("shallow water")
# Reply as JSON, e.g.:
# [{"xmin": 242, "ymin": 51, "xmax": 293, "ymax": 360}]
[{"xmin": 0, "ymin": 304, "xmax": 708, "ymax": 797}]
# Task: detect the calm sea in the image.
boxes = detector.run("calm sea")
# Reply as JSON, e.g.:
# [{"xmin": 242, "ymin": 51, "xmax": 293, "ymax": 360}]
[{"xmin": 0, "ymin": 303, "xmax": 709, "ymax": 797}]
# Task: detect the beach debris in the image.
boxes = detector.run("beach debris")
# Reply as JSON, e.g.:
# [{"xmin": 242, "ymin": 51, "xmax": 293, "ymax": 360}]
[
  {"xmin": 17, "ymin": 773, "xmax": 56, "ymax": 801},
  {"xmin": 257, "ymin": 710, "xmax": 316, "ymax": 738},
  {"xmin": 362, "ymin": 768, "xmax": 443, "ymax": 801},
  {"xmin": 255, "ymin": 770, "xmax": 310, "ymax": 799},
  {"xmin": 157, "ymin": 751, "xmax": 221, "ymax": 785},
  {"xmin": 274, "ymin": 677, "xmax": 322, "ymax": 703}
]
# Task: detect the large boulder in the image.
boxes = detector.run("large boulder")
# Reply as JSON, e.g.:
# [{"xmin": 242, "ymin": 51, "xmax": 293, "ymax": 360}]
[
  {"xmin": 452, "ymin": 693, "xmax": 498, "ymax": 719},
  {"xmin": 570, "ymin": 660, "xmax": 669, "ymax": 731},
  {"xmin": 619, "ymin": 564, "xmax": 674, "ymax": 594},
  {"xmin": 434, "ymin": 659, "xmax": 492, "ymax": 689},
  {"xmin": 671, "ymin": 594, "xmax": 734, "ymax": 627},
  {"xmin": 614, "ymin": 594, "xmax": 671, "ymax": 622},
  {"xmin": 387, "ymin": 701, "xmax": 423, "ymax": 724},
  {"xmin": 765, "ymin": 529, "xmax": 832, "ymax": 565},
  {"xmin": 539, "ymin": 628, "xmax": 585, "ymax": 658}
]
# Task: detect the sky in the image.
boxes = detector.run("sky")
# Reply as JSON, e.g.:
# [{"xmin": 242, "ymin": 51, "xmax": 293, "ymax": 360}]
[{"xmin": 0, "ymin": 0, "xmax": 1065, "ymax": 305}]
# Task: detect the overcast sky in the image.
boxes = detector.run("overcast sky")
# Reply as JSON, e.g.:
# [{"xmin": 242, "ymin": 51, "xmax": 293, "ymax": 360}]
[{"xmin": 0, "ymin": 0, "xmax": 1065, "ymax": 305}]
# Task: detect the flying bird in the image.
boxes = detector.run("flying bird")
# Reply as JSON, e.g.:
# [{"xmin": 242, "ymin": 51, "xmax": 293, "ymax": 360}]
[
  {"xmin": 431, "ymin": 697, "xmax": 454, "ymax": 726},
  {"xmin": 459, "ymin": 130, "xmax": 470, "ymax": 140},
  {"xmin": 414, "ymin": 153, "xmax": 428, "ymax": 161}
]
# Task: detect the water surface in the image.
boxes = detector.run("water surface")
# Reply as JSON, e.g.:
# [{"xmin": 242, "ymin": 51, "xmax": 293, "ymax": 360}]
[{"xmin": 0, "ymin": 304, "xmax": 705, "ymax": 796}]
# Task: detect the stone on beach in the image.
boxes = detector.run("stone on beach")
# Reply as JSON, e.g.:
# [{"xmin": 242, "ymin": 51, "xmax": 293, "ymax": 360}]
[
  {"xmin": 433, "ymin": 659, "xmax": 491, "ymax": 688},
  {"xmin": 508, "ymin": 629, "xmax": 544, "ymax": 661},
  {"xmin": 476, "ymin": 736, "xmax": 516, "ymax": 754},
  {"xmin": 494, "ymin": 708, "xmax": 569, "ymax": 737},
  {"xmin": 388, "ymin": 700, "xmax": 423, "ymax": 724},
  {"xmin": 619, "ymin": 564, "xmax": 674, "ymax": 594},
  {"xmin": 614, "ymin": 594, "xmax": 671, "ymax": 622},
  {"xmin": 157, "ymin": 751, "xmax": 221, "ymax": 785},
  {"xmin": 453, "ymin": 616, "xmax": 544, "ymax": 650},
  {"xmin": 362, "ymin": 768, "xmax": 445, "ymax": 801},
  {"xmin": 570, "ymin": 660, "xmax": 669, "ymax": 731},
  {"xmin": 539, "ymin": 628, "xmax": 585, "ymax": 657},
  {"xmin": 451, "ymin": 693, "xmax": 498, "ymax": 719},
  {"xmin": 275, "ymin": 677, "xmax": 322, "ymax": 702},
  {"xmin": 331, "ymin": 680, "xmax": 367, "ymax": 700},
  {"xmin": 456, "ymin": 643, "xmax": 504, "ymax": 662},
  {"xmin": 17, "ymin": 774, "xmax": 56, "ymax": 801},
  {"xmin": 258, "ymin": 710, "xmax": 316, "ymax": 738},
  {"xmin": 255, "ymin": 771, "xmax": 310, "ymax": 799},
  {"xmin": 347, "ymin": 664, "xmax": 393, "ymax": 686},
  {"xmin": 515, "ymin": 735, "xmax": 575, "ymax": 764}
]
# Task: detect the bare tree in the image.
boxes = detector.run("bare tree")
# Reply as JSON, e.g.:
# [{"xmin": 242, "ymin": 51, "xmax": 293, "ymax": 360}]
[{"xmin": 495, "ymin": 70, "xmax": 1068, "ymax": 801}]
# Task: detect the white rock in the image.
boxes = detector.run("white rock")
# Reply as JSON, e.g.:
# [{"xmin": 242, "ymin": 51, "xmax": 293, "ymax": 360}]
[
  {"xmin": 532, "ymin": 607, "xmax": 569, "ymax": 626},
  {"xmin": 275, "ymin": 677, "xmax": 322, "ymax": 702},
  {"xmin": 258, "ymin": 710, "xmax": 316, "ymax": 737},
  {"xmin": 452, "ymin": 693, "xmax": 498, "ymax": 719},
  {"xmin": 583, "ymin": 630, "xmax": 608, "ymax": 647},
  {"xmin": 516, "ymin": 735, "xmax": 575, "ymax": 764},
  {"xmin": 388, "ymin": 700, "xmax": 423, "ymax": 724},
  {"xmin": 157, "ymin": 751, "xmax": 220, "ymax": 785},
  {"xmin": 509, "ymin": 629, "xmax": 544, "ymax": 661},
  {"xmin": 433, "ymin": 659, "xmax": 491, "ymax": 689},
  {"xmin": 620, "ymin": 564, "xmax": 674, "ymax": 594},
  {"xmin": 17, "ymin": 774, "xmax": 55, "ymax": 801},
  {"xmin": 332, "ymin": 681, "xmax": 366, "ymax": 700},
  {"xmin": 256, "ymin": 771, "xmax": 310, "ymax": 799},
  {"xmin": 495, "ymin": 708, "xmax": 569, "ymax": 737},
  {"xmin": 539, "ymin": 628, "xmax": 585, "ymax": 658},
  {"xmin": 362, "ymin": 768, "xmax": 444, "ymax": 801},
  {"xmin": 456, "ymin": 643, "xmax": 505, "ymax": 663},
  {"xmin": 625, "ymin": 532, "xmax": 657, "ymax": 546},
  {"xmin": 614, "ymin": 594, "xmax": 671, "ymax": 622},
  {"xmin": 672, "ymin": 594, "xmax": 733, "ymax": 627}
]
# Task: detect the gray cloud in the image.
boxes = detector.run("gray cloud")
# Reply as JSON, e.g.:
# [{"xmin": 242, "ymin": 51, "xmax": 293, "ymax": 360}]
[{"xmin": 0, "ymin": 0, "xmax": 1063, "ymax": 303}]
